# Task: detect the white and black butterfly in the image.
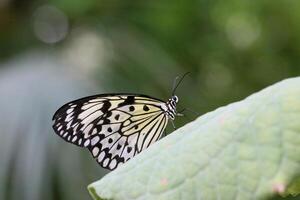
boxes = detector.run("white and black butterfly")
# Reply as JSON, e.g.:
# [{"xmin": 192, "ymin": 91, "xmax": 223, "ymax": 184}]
[{"xmin": 52, "ymin": 74, "xmax": 188, "ymax": 170}]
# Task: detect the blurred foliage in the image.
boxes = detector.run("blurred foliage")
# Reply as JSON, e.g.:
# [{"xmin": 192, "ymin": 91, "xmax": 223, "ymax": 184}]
[
  {"xmin": 0, "ymin": 53, "xmax": 108, "ymax": 200},
  {"xmin": 2, "ymin": 1, "xmax": 300, "ymax": 100},
  {"xmin": 0, "ymin": 0, "xmax": 300, "ymax": 200}
]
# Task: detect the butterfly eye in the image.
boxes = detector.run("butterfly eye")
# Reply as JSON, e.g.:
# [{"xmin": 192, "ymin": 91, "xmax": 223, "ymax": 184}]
[{"xmin": 172, "ymin": 96, "xmax": 179, "ymax": 103}]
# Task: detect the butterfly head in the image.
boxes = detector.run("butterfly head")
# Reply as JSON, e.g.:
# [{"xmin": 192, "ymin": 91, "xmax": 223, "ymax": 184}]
[
  {"xmin": 172, "ymin": 95, "xmax": 179, "ymax": 103},
  {"xmin": 164, "ymin": 95, "xmax": 179, "ymax": 120},
  {"xmin": 167, "ymin": 72, "xmax": 189, "ymax": 120}
]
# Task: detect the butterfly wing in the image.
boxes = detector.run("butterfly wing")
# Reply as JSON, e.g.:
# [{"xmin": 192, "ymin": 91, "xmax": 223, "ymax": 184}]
[{"xmin": 52, "ymin": 94, "xmax": 168, "ymax": 170}]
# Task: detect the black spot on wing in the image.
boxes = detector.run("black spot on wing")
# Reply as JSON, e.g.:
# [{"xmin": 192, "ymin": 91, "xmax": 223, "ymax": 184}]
[
  {"xmin": 101, "ymin": 100, "xmax": 111, "ymax": 113},
  {"xmin": 106, "ymin": 111, "xmax": 112, "ymax": 118},
  {"xmin": 102, "ymin": 111, "xmax": 112, "ymax": 124},
  {"xmin": 127, "ymin": 147, "xmax": 132, "ymax": 153},
  {"xmin": 117, "ymin": 144, "xmax": 122, "ymax": 150},
  {"xmin": 129, "ymin": 106, "xmax": 135, "ymax": 111},
  {"xmin": 143, "ymin": 105, "xmax": 150, "ymax": 111},
  {"xmin": 103, "ymin": 119, "xmax": 111, "ymax": 124},
  {"xmin": 118, "ymin": 96, "xmax": 135, "ymax": 107}
]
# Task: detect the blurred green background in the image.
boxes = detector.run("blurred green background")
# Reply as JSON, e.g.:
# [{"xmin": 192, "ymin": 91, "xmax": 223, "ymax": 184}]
[{"xmin": 0, "ymin": 0, "xmax": 300, "ymax": 200}]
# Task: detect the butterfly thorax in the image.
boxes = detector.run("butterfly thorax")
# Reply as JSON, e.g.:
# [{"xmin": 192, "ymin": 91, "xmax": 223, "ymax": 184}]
[{"xmin": 161, "ymin": 95, "xmax": 178, "ymax": 120}]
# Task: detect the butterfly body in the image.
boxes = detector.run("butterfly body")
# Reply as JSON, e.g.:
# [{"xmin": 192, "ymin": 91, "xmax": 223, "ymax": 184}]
[{"xmin": 52, "ymin": 93, "xmax": 179, "ymax": 170}]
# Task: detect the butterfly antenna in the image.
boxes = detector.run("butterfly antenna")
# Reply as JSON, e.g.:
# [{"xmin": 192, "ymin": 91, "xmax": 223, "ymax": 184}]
[
  {"xmin": 182, "ymin": 107, "xmax": 200, "ymax": 116},
  {"xmin": 172, "ymin": 76, "xmax": 180, "ymax": 94},
  {"xmin": 172, "ymin": 72, "xmax": 190, "ymax": 95}
]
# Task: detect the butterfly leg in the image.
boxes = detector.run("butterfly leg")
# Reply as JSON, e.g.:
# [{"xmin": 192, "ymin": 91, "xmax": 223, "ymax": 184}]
[
  {"xmin": 176, "ymin": 108, "xmax": 185, "ymax": 117},
  {"xmin": 177, "ymin": 107, "xmax": 199, "ymax": 117},
  {"xmin": 176, "ymin": 108, "xmax": 198, "ymax": 123},
  {"xmin": 182, "ymin": 108, "xmax": 200, "ymax": 116},
  {"xmin": 170, "ymin": 120, "xmax": 176, "ymax": 130},
  {"xmin": 176, "ymin": 113, "xmax": 184, "ymax": 117},
  {"xmin": 163, "ymin": 129, "xmax": 168, "ymax": 137}
]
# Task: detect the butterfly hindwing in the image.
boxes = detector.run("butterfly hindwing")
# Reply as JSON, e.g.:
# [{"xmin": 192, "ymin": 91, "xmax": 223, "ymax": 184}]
[{"xmin": 52, "ymin": 94, "xmax": 168, "ymax": 170}]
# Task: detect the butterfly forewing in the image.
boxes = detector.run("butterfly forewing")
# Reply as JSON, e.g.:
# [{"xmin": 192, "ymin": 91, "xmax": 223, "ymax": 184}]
[{"xmin": 52, "ymin": 94, "xmax": 169, "ymax": 170}]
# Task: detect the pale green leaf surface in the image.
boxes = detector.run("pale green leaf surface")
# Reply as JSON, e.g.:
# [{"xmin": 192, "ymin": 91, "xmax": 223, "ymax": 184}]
[{"xmin": 88, "ymin": 77, "xmax": 300, "ymax": 200}]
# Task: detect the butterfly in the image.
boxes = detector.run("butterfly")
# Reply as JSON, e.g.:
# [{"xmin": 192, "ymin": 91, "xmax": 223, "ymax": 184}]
[{"xmin": 52, "ymin": 73, "xmax": 189, "ymax": 170}]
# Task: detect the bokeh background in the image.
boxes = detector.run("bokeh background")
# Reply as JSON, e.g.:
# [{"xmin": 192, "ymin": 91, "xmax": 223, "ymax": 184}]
[{"xmin": 1, "ymin": 1, "xmax": 300, "ymax": 200}]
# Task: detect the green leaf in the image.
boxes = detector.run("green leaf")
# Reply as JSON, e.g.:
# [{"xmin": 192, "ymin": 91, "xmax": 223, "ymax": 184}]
[{"xmin": 88, "ymin": 77, "xmax": 300, "ymax": 200}]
